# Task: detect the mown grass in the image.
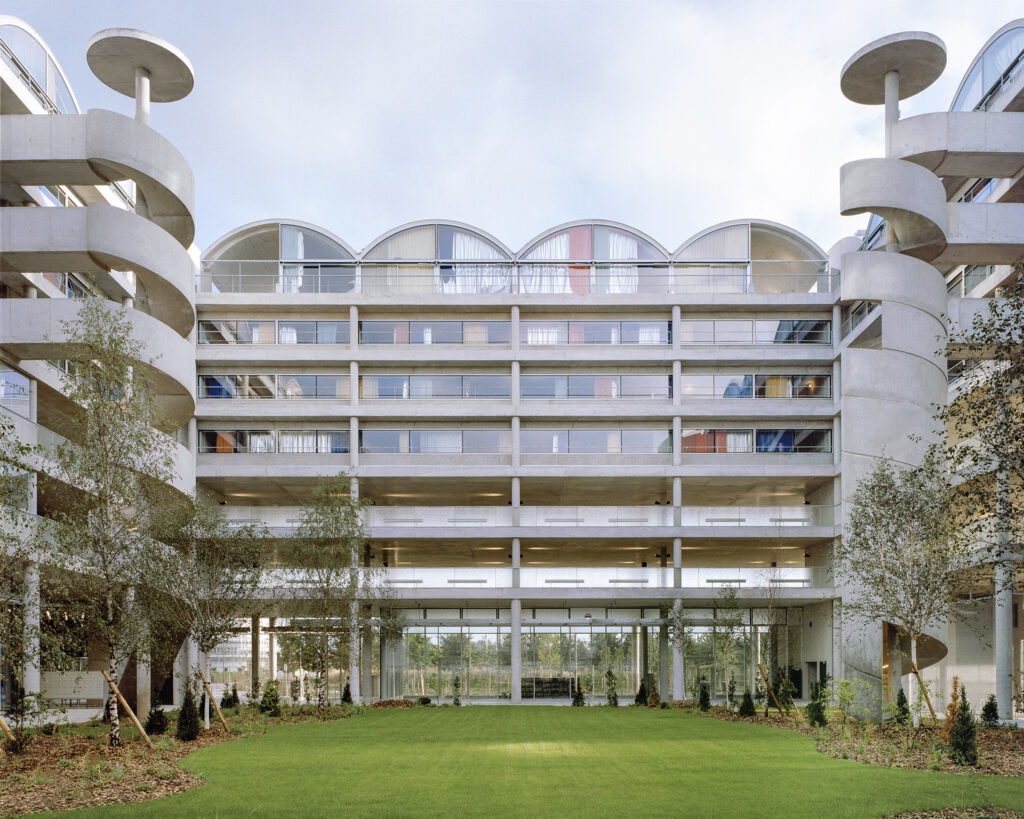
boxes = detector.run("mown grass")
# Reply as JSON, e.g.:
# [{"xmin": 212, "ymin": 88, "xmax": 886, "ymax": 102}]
[{"xmin": 56, "ymin": 707, "xmax": 1024, "ymax": 818}]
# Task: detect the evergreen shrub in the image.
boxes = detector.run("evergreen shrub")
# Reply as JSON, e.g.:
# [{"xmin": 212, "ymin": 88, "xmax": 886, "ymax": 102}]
[
  {"xmin": 176, "ymin": 687, "xmax": 200, "ymax": 742},
  {"xmin": 739, "ymin": 690, "xmax": 756, "ymax": 718},
  {"xmin": 259, "ymin": 680, "xmax": 281, "ymax": 717},
  {"xmin": 949, "ymin": 684, "xmax": 978, "ymax": 766},
  {"xmin": 980, "ymin": 694, "xmax": 1000, "ymax": 728},
  {"xmin": 144, "ymin": 705, "xmax": 168, "ymax": 736}
]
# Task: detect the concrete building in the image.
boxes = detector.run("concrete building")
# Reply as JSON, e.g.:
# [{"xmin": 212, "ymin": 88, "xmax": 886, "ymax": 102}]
[{"xmin": 1, "ymin": 17, "xmax": 1021, "ymax": 715}]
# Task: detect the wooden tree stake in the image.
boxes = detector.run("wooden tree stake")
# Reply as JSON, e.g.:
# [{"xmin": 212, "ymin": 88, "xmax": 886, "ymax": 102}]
[
  {"xmin": 101, "ymin": 669, "xmax": 153, "ymax": 750},
  {"xmin": 0, "ymin": 712, "xmax": 15, "ymax": 743},
  {"xmin": 198, "ymin": 668, "xmax": 230, "ymax": 732},
  {"xmin": 757, "ymin": 662, "xmax": 784, "ymax": 713},
  {"xmin": 909, "ymin": 661, "xmax": 937, "ymax": 720}
]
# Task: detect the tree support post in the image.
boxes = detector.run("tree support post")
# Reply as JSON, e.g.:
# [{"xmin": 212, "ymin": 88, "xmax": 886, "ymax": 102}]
[
  {"xmin": 909, "ymin": 661, "xmax": 936, "ymax": 720},
  {"xmin": 198, "ymin": 668, "xmax": 230, "ymax": 732}
]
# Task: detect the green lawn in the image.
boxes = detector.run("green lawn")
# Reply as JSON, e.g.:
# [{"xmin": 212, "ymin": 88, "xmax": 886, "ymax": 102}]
[{"xmin": 59, "ymin": 707, "xmax": 1024, "ymax": 818}]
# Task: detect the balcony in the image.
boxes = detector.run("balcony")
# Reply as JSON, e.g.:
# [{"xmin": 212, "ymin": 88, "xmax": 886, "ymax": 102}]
[{"xmin": 196, "ymin": 261, "xmax": 835, "ymax": 298}]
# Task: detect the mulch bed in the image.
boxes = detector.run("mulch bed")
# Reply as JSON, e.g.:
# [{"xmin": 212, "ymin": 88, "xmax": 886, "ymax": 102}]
[
  {"xmin": 696, "ymin": 704, "xmax": 1024, "ymax": 777},
  {"xmin": 369, "ymin": 699, "xmax": 414, "ymax": 709},
  {"xmin": 0, "ymin": 727, "xmax": 239, "ymax": 816}
]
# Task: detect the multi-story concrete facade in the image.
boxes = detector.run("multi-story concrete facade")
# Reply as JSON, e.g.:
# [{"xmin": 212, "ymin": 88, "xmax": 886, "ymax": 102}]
[{"xmin": 1, "ymin": 17, "xmax": 1022, "ymax": 714}]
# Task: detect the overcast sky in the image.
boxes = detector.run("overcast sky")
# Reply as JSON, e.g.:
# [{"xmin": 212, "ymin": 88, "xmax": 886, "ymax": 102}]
[{"xmin": 9, "ymin": 0, "xmax": 1023, "ymax": 255}]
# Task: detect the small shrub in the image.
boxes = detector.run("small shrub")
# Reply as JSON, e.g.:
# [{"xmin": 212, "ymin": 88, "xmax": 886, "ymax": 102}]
[
  {"xmin": 144, "ymin": 706, "xmax": 168, "ymax": 736},
  {"xmin": 806, "ymin": 680, "xmax": 828, "ymax": 728},
  {"xmin": 647, "ymin": 683, "xmax": 661, "ymax": 709},
  {"xmin": 39, "ymin": 722, "xmax": 57, "ymax": 736},
  {"xmin": 698, "ymin": 680, "xmax": 711, "ymax": 712},
  {"xmin": 453, "ymin": 676, "xmax": 461, "ymax": 707},
  {"xmin": 634, "ymin": 681, "xmax": 648, "ymax": 707},
  {"xmin": 605, "ymin": 669, "xmax": 618, "ymax": 707},
  {"xmin": 738, "ymin": 690, "xmax": 756, "ymax": 718},
  {"xmin": 727, "ymin": 677, "xmax": 736, "ymax": 708},
  {"xmin": 949, "ymin": 683, "xmax": 978, "ymax": 766},
  {"xmin": 176, "ymin": 687, "xmax": 200, "ymax": 742},
  {"xmin": 220, "ymin": 684, "xmax": 240, "ymax": 709},
  {"xmin": 342, "ymin": 682, "xmax": 352, "ymax": 704},
  {"xmin": 572, "ymin": 677, "xmax": 585, "ymax": 707},
  {"xmin": 289, "ymin": 678, "xmax": 301, "ymax": 701},
  {"xmin": 980, "ymin": 694, "xmax": 1000, "ymax": 728},
  {"xmin": 417, "ymin": 696, "xmax": 431, "ymax": 706},
  {"xmin": 259, "ymin": 680, "xmax": 281, "ymax": 717},
  {"xmin": 660, "ymin": 701, "xmax": 669, "ymax": 709},
  {"xmin": 893, "ymin": 688, "xmax": 910, "ymax": 725}
]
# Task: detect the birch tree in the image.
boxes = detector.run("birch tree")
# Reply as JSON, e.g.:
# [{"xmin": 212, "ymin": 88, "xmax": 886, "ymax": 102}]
[
  {"xmin": 145, "ymin": 494, "xmax": 267, "ymax": 728},
  {"xmin": 289, "ymin": 472, "xmax": 369, "ymax": 712},
  {"xmin": 49, "ymin": 296, "xmax": 176, "ymax": 746},
  {"xmin": 834, "ymin": 450, "xmax": 975, "ymax": 725}
]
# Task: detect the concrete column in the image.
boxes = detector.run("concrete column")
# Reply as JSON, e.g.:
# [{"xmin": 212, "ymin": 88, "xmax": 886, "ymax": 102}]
[
  {"xmin": 187, "ymin": 417, "xmax": 197, "ymax": 461},
  {"xmin": 672, "ymin": 477, "xmax": 682, "ymax": 528},
  {"xmin": 350, "ymin": 417, "xmax": 359, "ymax": 467},
  {"xmin": 268, "ymin": 618, "xmax": 277, "ymax": 681},
  {"xmin": 511, "ymin": 598, "xmax": 522, "ymax": 703},
  {"xmin": 883, "ymin": 69, "xmax": 899, "ymax": 157},
  {"xmin": 511, "ymin": 416, "xmax": 520, "ymax": 468},
  {"xmin": 29, "ymin": 377, "xmax": 37, "ymax": 422},
  {"xmin": 511, "ymin": 476, "xmax": 521, "ymax": 526},
  {"xmin": 512, "ymin": 537, "xmax": 521, "ymax": 589},
  {"xmin": 134, "ymin": 67, "xmax": 151, "ymax": 126},
  {"xmin": 671, "ymin": 305, "xmax": 681, "ymax": 351},
  {"xmin": 672, "ymin": 360, "xmax": 681, "ymax": 407},
  {"xmin": 659, "ymin": 613, "xmax": 669, "ymax": 698},
  {"xmin": 349, "ymin": 305, "xmax": 359, "ymax": 348},
  {"xmin": 250, "ymin": 617, "xmax": 260, "ymax": 697},
  {"xmin": 23, "ymin": 561, "xmax": 41, "ymax": 697},
  {"xmin": 350, "ymin": 476, "xmax": 359, "ymax": 501},
  {"xmin": 136, "ymin": 652, "xmax": 151, "ymax": 720},
  {"xmin": 361, "ymin": 629, "xmax": 373, "ymax": 702},
  {"xmin": 672, "ymin": 416, "xmax": 681, "ymax": 467},
  {"xmin": 122, "ymin": 295, "xmax": 134, "ymax": 310},
  {"xmin": 673, "ymin": 537, "xmax": 682, "ymax": 588},
  {"xmin": 511, "ymin": 361, "xmax": 520, "ymax": 405},
  {"xmin": 995, "ymin": 561, "xmax": 1014, "ymax": 719},
  {"xmin": 25, "ymin": 285, "xmax": 38, "ymax": 299},
  {"xmin": 349, "ymin": 361, "xmax": 358, "ymax": 407},
  {"xmin": 510, "ymin": 305, "xmax": 520, "ymax": 355},
  {"xmin": 672, "ymin": 599, "xmax": 684, "ymax": 700}
]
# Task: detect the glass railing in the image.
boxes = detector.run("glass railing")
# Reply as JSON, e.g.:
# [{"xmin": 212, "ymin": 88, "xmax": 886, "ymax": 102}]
[
  {"xmin": 228, "ymin": 505, "xmax": 835, "ymax": 531},
  {"xmin": 263, "ymin": 566, "xmax": 831, "ymax": 590},
  {"xmin": 197, "ymin": 261, "xmax": 834, "ymax": 296}
]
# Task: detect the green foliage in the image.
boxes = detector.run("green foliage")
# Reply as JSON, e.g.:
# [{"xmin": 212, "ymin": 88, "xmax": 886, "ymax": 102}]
[
  {"xmin": 829, "ymin": 677, "xmax": 871, "ymax": 727},
  {"xmin": 635, "ymin": 680, "xmax": 648, "ymax": 707},
  {"xmin": 453, "ymin": 676, "xmax": 461, "ymax": 707},
  {"xmin": 893, "ymin": 688, "xmax": 910, "ymax": 725},
  {"xmin": 605, "ymin": 669, "xmax": 618, "ymax": 707},
  {"xmin": 572, "ymin": 677, "xmax": 585, "ymax": 707},
  {"xmin": 259, "ymin": 680, "xmax": 282, "ymax": 717},
  {"xmin": 698, "ymin": 679, "xmax": 711, "ymax": 712},
  {"xmin": 805, "ymin": 680, "xmax": 828, "ymax": 728},
  {"xmin": 342, "ymin": 682, "xmax": 352, "ymax": 704},
  {"xmin": 949, "ymin": 684, "xmax": 978, "ymax": 766},
  {"xmin": 143, "ymin": 706, "xmax": 167, "ymax": 736},
  {"xmin": 417, "ymin": 696, "xmax": 431, "ymax": 706},
  {"xmin": 176, "ymin": 687, "xmax": 200, "ymax": 742},
  {"xmin": 220, "ymin": 684, "xmax": 240, "ymax": 710},
  {"xmin": 647, "ymin": 683, "xmax": 660, "ymax": 709},
  {"xmin": 738, "ymin": 690, "xmax": 756, "ymax": 718},
  {"xmin": 980, "ymin": 694, "xmax": 1000, "ymax": 729}
]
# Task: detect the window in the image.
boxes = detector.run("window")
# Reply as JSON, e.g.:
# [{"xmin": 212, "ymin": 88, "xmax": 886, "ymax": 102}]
[
  {"xmin": 410, "ymin": 430, "xmax": 463, "ymax": 453},
  {"xmin": 279, "ymin": 430, "xmax": 349, "ymax": 453},
  {"xmin": 463, "ymin": 430, "xmax": 509, "ymax": 453},
  {"xmin": 521, "ymin": 430, "xmax": 569, "ymax": 454},
  {"xmin": 278, "ymin": 321, "xmax": 317, "ymax": 344},
  {"xmin": 0, "ymin": 369, "xmax": 30, "ymax": 417},
  {"xmin": 199, "ymin": 375, "xmax": 275, "ymax": 399},
  {"xmin": 316, "ymin": 321, "xmax": 350, "ymax": 344},
  {"xmin": 197, "ymin": 320, "xmax": 276, "ymax": 344},
  {"xmin": 680, "ymin": 429, "xmax": 753, "ymax": 453},
  {"xmin": 754, "ymin": 319, "xmax": 831, "ymax": 344},
  {"xmin": 715, "ymin": 374, "xmax": 753, "ymax": 398},
  {"xmin": 199, "ymin": 430, "xmax": 275, "ymax": 454},
  {"xmin": 409, "ymin": 376, "xmax": 462, "ymax": 398},
  {"xmin": 521, "ymin": 375, "xmax": 567, "ymax": 399},
  {"xmin": 360, "ymin": 321, "xmax": 408, "ymax": 344},
  {"xmin": 411, "ymin": 321, "xmax": 462, "ymax": 344},
  {"xmin": 360, "ymin": 376, "xmax": 409, "ymax": 399},
  {"xmin": 360, "ymin": 430, "xmax": 402, "ymax": 453},
  {"xmin": 463, "ymin": 375, "xmax": 511, "ymax": 398},
  {"xmin": 621, "ymin": 430, "xmax": 672, "ymax": 453},
  {"xmin": 755, "ymin": 429, "xmax": 832, "ymax": 453}
]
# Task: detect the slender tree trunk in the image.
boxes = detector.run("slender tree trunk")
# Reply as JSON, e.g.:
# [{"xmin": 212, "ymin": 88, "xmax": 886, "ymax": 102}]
[
  {"xmin": 910, "ymin": 636, "xmax": 919, "ymax": 728},
  {"xmin": 107, "ymin": 649, "xmax": 120, "ymax": 747},
  {"xmin": 318, "ymin": 654, "xmax": 328, "ymax": 712},
  {"xmin": 204, "ymin": 653, "xmax": 211, "ymax": 730}
]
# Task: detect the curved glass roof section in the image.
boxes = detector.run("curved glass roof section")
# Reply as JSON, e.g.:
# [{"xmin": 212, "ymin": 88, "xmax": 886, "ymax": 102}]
[
  {"xmin": 521, "ymin": 223, "xmax": 666, "ymax": 261},
  {"xmin": 364, "ymin": 223, "xmax": 511, "ymax": 261},
  {"xmin": 0, "ymin": 18, "xmax": 79, "ymax": 114},
  {"xmin": 951, "ymin": 23, "xmax": 1024, "ymax": 112},
  {"xmin": 673, "ymin": 221, "xmax": 824, "ymax": 262},
  {"xmin": 206, "ymin": 221, "xmax": 355, "ymax": 261}
]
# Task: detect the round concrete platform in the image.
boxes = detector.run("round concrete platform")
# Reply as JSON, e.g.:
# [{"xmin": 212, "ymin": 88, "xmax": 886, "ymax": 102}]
[
  {"xmin": 86, "ymin": 28, "xmax": 194, "ymax": 102},
  {"xmin": 841, "ymin": 31, "xmax": 946, "ymax": 105}
]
